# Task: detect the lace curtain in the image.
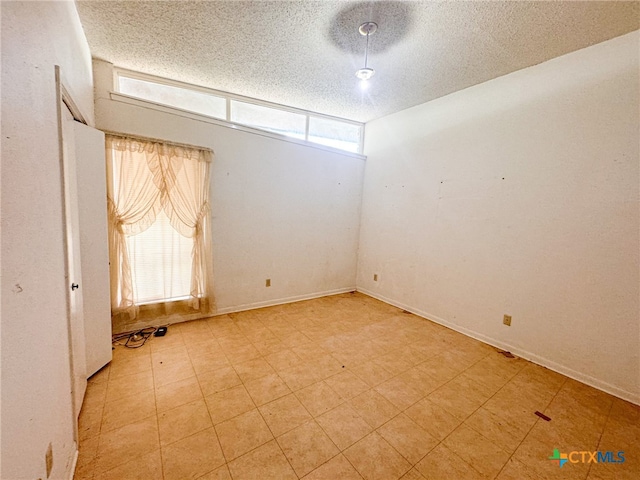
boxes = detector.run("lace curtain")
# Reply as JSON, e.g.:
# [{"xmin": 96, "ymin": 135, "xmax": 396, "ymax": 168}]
[{"xmin": 106, "ymin": 135, "xmax": 214, "ymax": 319}]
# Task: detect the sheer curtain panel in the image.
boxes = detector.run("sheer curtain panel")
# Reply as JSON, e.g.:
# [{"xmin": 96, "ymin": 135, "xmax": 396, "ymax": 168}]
[{"xmin": 106, "ymin": 135, "xmax": 214, "ymax": 320}]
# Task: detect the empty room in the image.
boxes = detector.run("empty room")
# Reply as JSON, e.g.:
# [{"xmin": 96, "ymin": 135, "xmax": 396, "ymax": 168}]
[{"xmin": 1, "ymin": 1, "xmax": 639, "ymax": 480}]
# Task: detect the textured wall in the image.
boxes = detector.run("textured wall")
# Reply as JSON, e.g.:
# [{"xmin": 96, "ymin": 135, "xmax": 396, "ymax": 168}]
[
  {"xmin": 358, "ymin": 32, "xmax": 640, "ymax": 404},
  {"xmin": 93, "ymin": 60, "xmax": 365, "ymax": 332},
  {"xmin": 1, "ymin": 1, "xmax": 95, "ymax": 478}
]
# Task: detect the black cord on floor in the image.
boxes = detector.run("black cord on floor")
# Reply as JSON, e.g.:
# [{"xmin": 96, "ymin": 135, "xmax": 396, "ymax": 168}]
[{"xmin": 112, "ymin": 326, "xmax": 157, "ymax": 348}]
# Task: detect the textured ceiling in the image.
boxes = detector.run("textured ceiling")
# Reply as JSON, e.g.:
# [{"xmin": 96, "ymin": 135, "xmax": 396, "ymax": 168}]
[{"xmin": 76, "ymin": 1, "xmax": 639, "ymax": 123}]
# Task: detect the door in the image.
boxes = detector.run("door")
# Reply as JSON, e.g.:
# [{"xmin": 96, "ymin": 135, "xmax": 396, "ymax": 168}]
[
  {"xmin": 61, "ymin": 105, "xmax": 87, "ymax": 419},
  {"xmin": 74, "ymin": 122, "xmax": 112, "ymax": 376}
]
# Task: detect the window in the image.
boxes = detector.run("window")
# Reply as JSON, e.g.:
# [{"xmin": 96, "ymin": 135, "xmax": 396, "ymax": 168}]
[
  {"xmin": 230, "ymin": 100, "xmax": 306, "ymax": 140},
  {"xmin": 118, "ymin": 75, "xmax": 226, "ymax": 120},
  {"xmin": 106, "ymin": 135, "xmax": 214, "ymax": 319},
  {"xmin": 116, "ymin": 70, "xmax": 364, "ymax": 154},
  {"xmin": 308, "ymin": 116, "xmax": 362, "ymax": 153},
  {"xmin": 125, "ymin": 210, "xmax": 193, "ymax": 304}
]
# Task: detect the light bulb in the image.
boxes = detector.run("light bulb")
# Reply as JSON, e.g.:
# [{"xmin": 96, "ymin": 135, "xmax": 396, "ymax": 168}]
[
  {"xmin": 360, "ymin": 78, "xmax": 369, "ymax": 90},
  {"xmin": 355, "ymin": 68, "xmax": 375, "ymax": 81}
]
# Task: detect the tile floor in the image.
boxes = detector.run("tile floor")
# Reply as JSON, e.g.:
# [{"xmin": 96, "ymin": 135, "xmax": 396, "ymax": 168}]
[{"xmin": 76, "ymin": 292, "xmax": 639, "ymax": 480}]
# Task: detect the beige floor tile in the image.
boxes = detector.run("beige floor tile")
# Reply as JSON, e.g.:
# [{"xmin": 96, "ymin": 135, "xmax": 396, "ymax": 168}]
[
  {"xmin": 483, "ymin": 385, "xmax": 547, "ymax": 432},
  {"xmin": 185, "ymin": 338, "xmax": 223, "ymax": 359},
  {"xmin": 152, "ymin": 344, "xmax": 190, "ymax": 364},
  {"xmin": 155, "ymin": 375, "xmax": 203, "ymax": 413},
  {"xmin": 87, "ymin": 363, "xmax": 111, "ymax": 385},
  {"xmin": 427, "ymin": 375, "xmax": 491, "ymax": 420},
  {"xmin": 83, "ymin": 379, "xmax": 108, "ymax": 411},
  {"xmin": 512, "ymin": 433, "xmax": 591, "ymax": 480},
  {"xmin": 400, "ymin": 367, "xmax": 447, "ymax": 396},
  {"xmin": 308, "ymin": 354, "xmax": 345, "ymax": 379},
  {"xmin": 464, "ymin": 406, "xmax": 530, "ymax": 454},
  {"xmin": 496, "ymin": 457, "xmax": 543, "ymax": 480},
  {"xmin": 109, "ymin": 354, "xmax": 152, "ymax": 379},
  {"xmin": 105, "ymin": 370, "xmax": 154, "ymax": 403},
  {"xmin": 77, "ymin": 295, "xmax": 640, "ymax": 480},
  {"xmin": 461, "ymin": 362, "xmax": 511, "ymax": 395},
  {"xmin": 153, "ymin": 358, "xmax": 196, "ymax": 387},
  {"xmin": 94, "ymin": 449, "xmax": 162, "ymax": 480},
  {"xmin": 351, "ymin": 361, "xmax": 394, "ymax": 387},
  {"xmin": 101, "ymin": 388, "xmax": 156, "ymax": 433},
  {"xmin": 198, "ymin": 366, "xmax": 242, "ymax": 397},
  {"xmin": 344, "ymin": 432, "xmax": 411, "ymax": 480},
  {"xmin": 148, "ymin": 329, "xmax": 185, "ymax": 352},
  {"xmin": 279, "ymin": 362, "xmax": 320, "ymax": 391},
  {"xmin": 259, "ymin": 393, "xmax": 312, "ymax": 437},
  {"xmin": 400, "ymin": 468, "xmax": 427, "ymax": 480},
  {"xmin": 228, "ymin": 439, "xmax": 297, "ymax": 480},
  {"xmin": 161, "ymin": 427, "xmax": 225, "ymax": 480},
  {"xmin": 279, "ymin": 331, "xmax": 312, "ymax": 348},
  {"xmin": 303, "ymin": 454, "xmax": 363, "ymax": 480},
  {"xmin": 254, "ymin": 338, "xmax": 287, "ymax": 356},
  {"xmin": 526, "ymin": 410, "xmax": 600, "ymax": 451},
  {"xmin": 224, "ymin": 343, "xmax": 261, "ymax": 364},
  {"xmin": 292, "ymin": 343, "xmax": 328, "ymax": 361},
  {"xmin": 443, "ymin": 424, "xmax": 511, "ymax": 478},
  {"xmin": 95, "ymin": 416, "xmax": 160, "ymax": 474},
  {"xmin": 405, "ymin": 397, "xmax": 462, "ymax": 441},
  {"xmin": 373, "ymin": 352, "xmax": 413, "ymax": 376},
  {"xmin": 349, "ymin": 389, "xmax": 399, "ymax": 428},
  {"xmin": 218, "ymin": 335, "xmax": 251, "ymax": 352},
  {"xmin": 377, "ymin": 413, "xmax": 439, "ymax": 464},
  {"xmin": 324, "ymin": 371, "xmax": 370, "ymax": 399},
  {"xmin": 588, "ymin": 458, "xmax": 640, "ymax": 480},
  {"xmin": 197, "ymin": 464, "xmax": 233, "ymax": 480},
  {"xmin": 159, "ymin": 398, "xmax": 212, "ymax": 446},
  {"xmin": 332, "ymin": 347, "xmax": 371, "ymax": 368},
  {"xmin": 374, "ymin": 376, "xmax": 423, "ymax": 410},
  {"xmin": 416, "ymin": 444, "xmax": 484, "ymax": 480},
  {"xmin": 190, "ymin": 350, "xmax": 230, "ymax": 376},
  {"xmin": 75, "ymin": 434, "xmax": 100, "ymax": 480},
  {"xmin": 205, "ymin": 384, "xmax": 255, "ymax": 424},
  {"xmin": 416, "ymin": 356, "xmax": 463, "ymax": 384},
  {"xmin": 410, "ymin": 340, "xmax": 446, "ymax": 359},
  {"xmin": 233, "ymin": 357, "xmax": 276, "ymax": 382},
  {"xmin": 316, "ymin": 403, "xmax": 373, "ymax": 450},
  {"xmin": 78, "ymin": 401, "xmax": 104, "ymax": 443},
  {"xmin": 277, "ymin": 420, "xmax": 339, "ymax": 477},
  {"xmin": 244, "ymin": 373, "xmax": 292, "ymax": 406},
  {"xmin": 265, "ymin": 349, "xmax": 303, "ymax": 371},
  {"xmin": 215, "ymin": 409, "xmax": 274, "ymax": 460},
  {"xmin": 296, "ymin": 381, "xmax": 344, "ymax": 417}
]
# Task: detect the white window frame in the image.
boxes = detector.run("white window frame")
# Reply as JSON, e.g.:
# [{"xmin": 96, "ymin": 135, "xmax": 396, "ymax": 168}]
[{"xmin": 113, "ymin": 68, "xmax": 365, "ymax": 155}]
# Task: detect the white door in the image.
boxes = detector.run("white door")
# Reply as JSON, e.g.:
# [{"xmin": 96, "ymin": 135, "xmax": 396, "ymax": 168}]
[
  {"xmin": 74, "ymin": 122, "xmax": 112, "ymax": 376},
  {"xmin": 61, "ymin": 106, "xmax": 87, "ymax": 419}
]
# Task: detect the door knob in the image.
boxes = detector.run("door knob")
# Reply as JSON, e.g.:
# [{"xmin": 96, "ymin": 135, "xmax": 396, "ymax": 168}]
[{"xmin": 71, "ymin": 283, "xmax": 79, "ymax": 291}]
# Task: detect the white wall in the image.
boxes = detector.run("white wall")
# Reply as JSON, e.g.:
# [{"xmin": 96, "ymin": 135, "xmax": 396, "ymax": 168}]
[
  {"xmin": 1, "ymin": 1, "xmax": 95, "ymax": 478},
  {"xmin": 358, "ymin": 32, "xmax": 640, "ymax": 404},
  {"xmin": 93, "ymin": 60, "xmax": 365, "ymax": 331}
]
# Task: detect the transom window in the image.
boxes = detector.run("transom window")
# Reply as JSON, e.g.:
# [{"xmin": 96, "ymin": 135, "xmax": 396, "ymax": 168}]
[{"xmin": 115, "ymin": 70, "xmax": 364, "ymax": 154}]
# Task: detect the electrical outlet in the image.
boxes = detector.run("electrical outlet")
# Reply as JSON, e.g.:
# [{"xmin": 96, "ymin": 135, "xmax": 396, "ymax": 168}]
[
  {"xmin": 373, "ymin": 274, "xmax": 378, "ymax": 281},
  {"xmin": 503, "ymin": 314, "xmax": 512, "ymax": 326},
  {"xmin": 265, "ymin": 278, "xmax": 271, "ymax": 287},
  {"xmin": 45, "ymin": 443, "xmax": 53, "ymax": 478}
]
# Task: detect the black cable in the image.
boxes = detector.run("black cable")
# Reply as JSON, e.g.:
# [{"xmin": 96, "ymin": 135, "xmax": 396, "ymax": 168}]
[{"xmin": 112, "ymin": 326, "xmax": 159, "ymax": 349}]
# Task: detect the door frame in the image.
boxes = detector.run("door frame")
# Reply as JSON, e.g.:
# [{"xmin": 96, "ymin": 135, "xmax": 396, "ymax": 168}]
[{"xmin": 54, "ymin": 65, "xmax": 91, "ymax": 445}]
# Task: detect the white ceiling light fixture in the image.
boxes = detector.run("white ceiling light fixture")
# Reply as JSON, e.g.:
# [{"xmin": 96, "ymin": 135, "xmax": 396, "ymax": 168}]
[{"xmin": 355, "ymin": 21, "xmax": 377, "ymax": 88}]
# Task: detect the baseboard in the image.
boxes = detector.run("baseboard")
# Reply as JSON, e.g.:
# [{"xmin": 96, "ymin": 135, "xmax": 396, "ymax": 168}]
[
  {"xmin": 215, "ymin": 287, "xmax": 356, "ymax": 315},
  {"xmin": 67, "ymin": 446, "xmax": 79, "ymax": 480},
  {"xmin": 112, "ymin": 288, "xmax": 357, "ymax": 335},
  {"xmin": 357, "ymin": 287, "xmax": 640, "ymax": 406}
]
